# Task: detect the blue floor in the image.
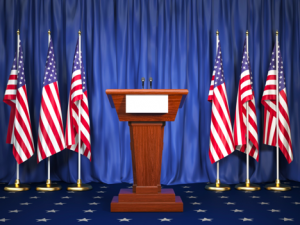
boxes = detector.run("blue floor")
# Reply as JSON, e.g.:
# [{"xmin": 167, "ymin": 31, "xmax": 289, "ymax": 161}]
[{"xmin": 0, "ymin": 181, "xmax": 299, "ymax": 224}]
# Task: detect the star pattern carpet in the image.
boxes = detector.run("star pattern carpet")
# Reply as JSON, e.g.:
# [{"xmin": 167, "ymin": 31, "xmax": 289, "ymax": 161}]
[{"xmin": 0, "ymin": 182, "xmax": 299, "ymax": 224}]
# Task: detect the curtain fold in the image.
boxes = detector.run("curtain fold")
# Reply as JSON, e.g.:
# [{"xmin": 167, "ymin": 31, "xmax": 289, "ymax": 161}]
[{"xmin": 0, "ymin": 0, "xmax": 299, "ymax": 185}]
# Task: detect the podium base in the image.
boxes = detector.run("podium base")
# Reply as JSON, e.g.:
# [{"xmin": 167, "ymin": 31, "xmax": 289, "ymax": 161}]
[
  {"xmin": 265, "ymin": 180, "xmax": 291, "ymax": 191},
  {"xmin": 4, "ymin": 180, "xmax": 30, "ymax": 192},
  {"xmin": 67, "ymin": 180, "xmax": 92, "ymax": 191},
  {"xmin": 36, "ymin": 180, "xmax": 61, "ymax": 191},
  {"xmin": 235, "ymin": 180, "xmax": 261, "ymax": 191},
  {"xmin": 205, "ymin": 179, "xmax": 231, "ymax": 191},
  {"xmin": 111, "ymin": 189, "xmax": 183, "ymax": 212}
]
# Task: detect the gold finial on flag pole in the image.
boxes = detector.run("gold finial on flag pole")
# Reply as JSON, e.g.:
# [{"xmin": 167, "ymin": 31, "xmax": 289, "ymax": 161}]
[
  {"xmin": 17, "ymin": 29, "xmax": 20, "ymax": 35},
  {"xmin": 48, "ymin": 30, "xmax": 51, "ymax": 35},
  {"xmin": 246, "ymin": 30, "xmax": 249, "ymax": 35},
  {"xmin": 79, "ymin": 30, "xmax": 81, "ymax": 35},
  {"xmin": 276, "ymin": 30, "xmax": 278, "ymax": 35},
  {"xmin": 216, "ymin": 30, "xmax": 219, "ymax": 35}
]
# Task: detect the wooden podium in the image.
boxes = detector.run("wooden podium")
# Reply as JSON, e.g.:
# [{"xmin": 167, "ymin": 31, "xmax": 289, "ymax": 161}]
[{"xmin": 106, "ymin": 89, "xmax": 188, "ymax": 212}]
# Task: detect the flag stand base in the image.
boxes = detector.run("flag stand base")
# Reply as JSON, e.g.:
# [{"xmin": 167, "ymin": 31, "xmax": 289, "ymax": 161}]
[
  {"xmin": 205, "ymin": 179, "xmax": 231, "ymax": 191},
  {"xmin": 67, "ymin": 179, "xmax": 92, "ymax": 191},
  {"xmin": 265, "ymin": 179, "xmax": 291, "ymax": 191},
  {"xmin": 235, "ymin": 179, "xmax": 261, "ymax": 191},
  {"xmin": 36, "ymin": 179, "xmax": 61, "ymax": 191},
  {"xmin": 4, "ymin": 179, "xmax": 30, "ymax": 192}
]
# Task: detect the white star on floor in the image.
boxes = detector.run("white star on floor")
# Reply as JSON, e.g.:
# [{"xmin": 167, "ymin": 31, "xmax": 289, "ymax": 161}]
[
  {"xmin": 292, "ymin": 186, "xmax": 299, "ymax": 188},
  {"xmin": 0, "ymin": 218, "xmax": 10, "ymax": 222},
  {"xmin": 67, "ymin": 191, "xmax": 75, "ymax": 193},
  {"xmin": 185, "ymin": 191, "xmax": 193, "ymax": 193},
  {"xmin": 20, "ymin": 202, "xmax": 31, "ymax": 205},
  {"xmin": 9, "ymin": 209, "xmax": 21, "ymax": 213},
  {"xmin": 292, "ymin": 202, "xmax": 300, "ymax": 205},
  {"xmin": 240, "ymin": 218, "xmax": 253, "ymax": 221},
  {"xmin": 83, "ymin": 209, "xmax": 96, "ymax": 213},
  {"xmin": 8, "ymin": 192, "xmax": 16, "ymax": 194},
  {"xmin": 219, "ymin": 196, "xmax": 228, "ymax": 198},
  {"xmin": 30, "ymin": 196, "xmax": 40, "ymax": 199},
  {"xmin": 118, "ymin": 218, "xmax": 132, "ymax": 222},
  {"xmin": 199, "ymin": 218, "xmax": 212, "ymax": 222},
  {"xmin": 36, "ymin": 218, "xmax": 51, "ymax": 222},
  {"xmin": 250, "ymin": 196, "xmax": 260, "ymax": 198},
  {"xmin": 77, "ymin": 218, "xmax": 91, "ymax": 222},
  {"xmin": 283, "ymin": 182, "xmax": 290, "ymax": 184},
  {"xmin": 38, "ymin": 192, "xmax": 45, "ymax": 194},
  {"xmin": 100, "ymin": 186, "xmax": 107, "ymax": 188},
  {"xmin": 281, "ymin": 196, "xmax": 291, "ymax": 198},
  {"xmin": 231, "ymin": 209, "xmax": 243, "ymax": 212},
  {"xmin": 158, "ymin": 218, "xmax": 172, "ymax": 222},
  {"xmin": 194, "ymin": 209, "xmax": 207, "ymax": 212},
  {"xmin": 258, "ymin": 202, "xmax": 269, "ymax": 205},
  {"xmin": 214, "ymin": 191, "xmax": 222, "ymax": 193},
  {"xmin": 224, "ymin": 202, "xmax": 235, "ymax": 205},
  {"xmin": 127, "ymin": 186, "xmax": 133, "ymax": 188},
  {"xmin": 62, "ymin": 196, "xmax": 71, "ymax": 199},
  {"xmin": 97, "ymin": 191, "xmax": 105, "ymax": 193},
  {"xmin": 93, "ymin": 196, "xmax": 102, "ymax": 199},
  {"xmin": 280, "ymin": 218, "xmax": 293, "ymax": 221},
  {"xmin": 182, "ymin": 186, "xmax": 190, "ymax": 188},
  {"xmin": 244, "ymin": 191, "xmax": 252, "ymax": 193},
  {"xmin": 54, "ymin": 202, "xmax": 66, "ymax": 205},
  {"xmin": 88, "ymin": 202, "xmax": 100, "ymax": 205},
  {"xmin": 273, "ymin": 191, "xmax": 281, "ymax": 193},
  {"xmin": 188, "ymin": 196, "xmax": 197, "ymax": 198},
  {"xmin": 268, "ymin": 209, "xmax": 280, "ymax": 212},
  {"xmin": 0, "ymin": 196, "xmax": 8, "ymax": 199},
  {"xmin": 46, "ymin": 210, "xmax": 58, "ymax": 213},
  {"xmin": 191, "ymin": 202, "xmax": 201, "ymax": 205}
]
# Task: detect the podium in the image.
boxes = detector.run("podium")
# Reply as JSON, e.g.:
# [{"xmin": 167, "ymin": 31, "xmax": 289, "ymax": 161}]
[{"xmin": 106, "ymin": 89, "xmax": 188, "ymax": 212}]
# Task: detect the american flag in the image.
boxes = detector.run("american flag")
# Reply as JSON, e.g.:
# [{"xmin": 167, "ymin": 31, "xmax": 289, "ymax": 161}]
[
  {"xmin": 261, "ymin": 44, "xmax": 293, "ymax": 163},
  {"xmin": 65, "ymin": 39, "xmax": 91, "ymax": 160},
  {"xmin": 3, "ymin": 39, "xmax": 34, "ymax": 164},
  {"xmin": 36, "ymin": 37, "xmax": 65, "ymax": 163},
  {"xmin": 233, "ymin": 40, "xmax": 259, "ymax": 161},
  {"xmin": 208, "ymin": 40, "xmax": 234, "ymax": 164}
]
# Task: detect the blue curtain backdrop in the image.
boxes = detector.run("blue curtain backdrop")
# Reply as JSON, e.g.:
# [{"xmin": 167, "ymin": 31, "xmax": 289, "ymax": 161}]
[{"xmin": 0, "ymin": 0, "xmax": 299, "ymax": 185}]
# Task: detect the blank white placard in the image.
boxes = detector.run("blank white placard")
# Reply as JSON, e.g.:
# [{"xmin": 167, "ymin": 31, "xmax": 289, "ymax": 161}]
[{"xmin": 126, "ymin": 95, "xmax": 168, "ymax": 113}]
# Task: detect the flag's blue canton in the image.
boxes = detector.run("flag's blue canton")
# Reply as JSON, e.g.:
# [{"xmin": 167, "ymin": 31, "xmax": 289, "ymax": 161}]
[
  {"xmin": 72, "ymin": 41, "xmax": 81, "ymax": 74},
  {"xmin": 213, "ymin": 41, "xmax": 225, "ymax": 87},
  {"xmin": 269, "ymin": 46, "xmax": 276, "ymax": 71},
  {"xmin": 80, "ymin": 51, "xmax": 87, "ymax": 91},
  {"xmin": 43, "ymin": 38, "xmax": 57, "ymax": 87},
  {"xmin": 241, "ymin": 40, "xmax": 254, "ymax": 89},
  {"xmin": 17, "ymin": 41, "xmax": 26, "ymax": 89},
  {"xmin": 278, "ymin": 45, "xmax": 286, "ymax": 92},
  {"xmin": 11, "ymin": 52, "xmax": 17, "ymax": 70}
]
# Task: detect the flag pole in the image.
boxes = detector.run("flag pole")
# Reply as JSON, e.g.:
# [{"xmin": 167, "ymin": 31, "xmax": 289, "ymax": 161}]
[
  {"xmin": 36, "ymin": 30, "xmax": 62, "ymax": 192},
  {"xmin": 67, "ymin": 30, "xmax": 92, "ymax": 191},
  {"xmin": 205, "ymin": 30, "xmax": 230, "ymax": 192},
  {"xmin": 4, "ymin": 30, "xmax": 30, "ymax": 192},
  {"xmin": 264, "ymin": 31, "xmax": 291, "ymax": 191},
  {"xmin": 235, "ymin": 31, "xmax": 260, "ymax": 191}
]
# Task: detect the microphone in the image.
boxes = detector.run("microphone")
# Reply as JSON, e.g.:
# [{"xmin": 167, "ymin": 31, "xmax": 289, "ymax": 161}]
[
  {"xmin": 149, "ymin": 77, "xmax": 153, "ymax": 89},
  {"xmin": 141, "ymin": 77, "xmax": 145, "ymax": 89}
]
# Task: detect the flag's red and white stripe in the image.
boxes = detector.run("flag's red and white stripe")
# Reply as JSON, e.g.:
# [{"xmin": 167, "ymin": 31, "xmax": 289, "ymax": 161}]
[
  {"xmin": 234, "ymin": 67, "xmax": 259, "ymax": 160},
  {"xmin": 65, "ymin": 41, "xmax": 91, "ymax": 161},
  {"xmin": 37, "ymin": 82, "xmax": 65, "ymax": 162},
  {"xmin": 208, "ymin": 72, "xmax": 234, "ymax": 163},
  {"xmin": 262, "ymin": 70, "xmax": 293, "ymax": 163}
]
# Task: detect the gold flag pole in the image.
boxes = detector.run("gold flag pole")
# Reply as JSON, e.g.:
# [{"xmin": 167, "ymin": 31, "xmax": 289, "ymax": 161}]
[
  {"xmin": 4, "ymin": 30, "xmax": 30, "ymax": 192},
  {"xmin": 205, "ymin": 30, "xmax": 230, "ymax": 192},
  {"xmin": 36, "ymin": 30, "xmax": 62, "ymax": 192},
  {"xmin": 264, "ymin": 31, "xmax": 291, "ymax": 191},
  {"xmin": 235, "ymin": 31, "xmax": 260, "ymax": 191},
  {"xmin": 67, "ymin": 30, "xmax": 92, "ymax": 191}
]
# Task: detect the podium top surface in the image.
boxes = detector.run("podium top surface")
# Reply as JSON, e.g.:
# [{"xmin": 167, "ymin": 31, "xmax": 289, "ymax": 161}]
[
  {"xmin": 106, "ymin": 89, "xmax": 188, "ymax": 122},
  {"xmin": 106, "ymin": 89, "xmax": 188, "ymax": 95}
]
